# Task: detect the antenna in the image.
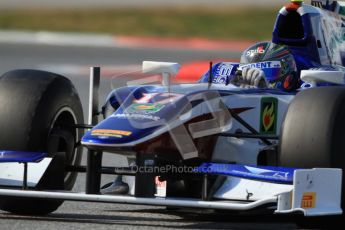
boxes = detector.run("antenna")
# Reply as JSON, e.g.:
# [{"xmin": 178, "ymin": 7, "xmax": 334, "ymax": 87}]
[
  {"xmin": 208, "ymin": 61, "xmax": 213, "ymax": 89},
  {"xmin": 225, "ymin": 74, "xmax": 230, "ymax": 86}
]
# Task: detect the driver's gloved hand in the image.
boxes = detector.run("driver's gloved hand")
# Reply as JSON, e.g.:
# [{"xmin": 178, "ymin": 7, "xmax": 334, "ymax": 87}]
[{"xmin": 232, "ymin": 67, "xmax": 269, "ymax": 88}]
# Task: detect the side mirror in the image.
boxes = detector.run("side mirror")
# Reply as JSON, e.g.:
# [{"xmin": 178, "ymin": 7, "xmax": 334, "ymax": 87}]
[
  {"xmin": 142, "ymin": 61, "xmax": 181, "ymax": 86},
  {"xmin": 301, "ymin": 70, "xmax": 344, "ymax": 87}
]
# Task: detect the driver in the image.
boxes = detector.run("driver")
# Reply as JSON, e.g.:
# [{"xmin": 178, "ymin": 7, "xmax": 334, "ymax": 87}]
[{"xmin": 227, "ymin": 42, "xmax": 300, "ymax": 91}]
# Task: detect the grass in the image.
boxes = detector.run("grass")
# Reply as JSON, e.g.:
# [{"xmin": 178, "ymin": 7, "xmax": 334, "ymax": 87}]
[{"xmin": 0, "ymin": 7, "xmax": 278, "ymax": 40}]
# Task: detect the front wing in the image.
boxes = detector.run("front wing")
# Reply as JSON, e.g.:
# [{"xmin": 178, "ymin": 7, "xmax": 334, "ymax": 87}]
[{"xmin": 0, "ymin": 151, "xmax": 342, "ymax": 217}]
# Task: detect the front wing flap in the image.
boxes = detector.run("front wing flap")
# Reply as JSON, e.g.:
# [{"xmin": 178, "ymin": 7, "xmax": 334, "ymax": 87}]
[{"xmin": 276, "ymin": 168, "xmax": 342, "ymax": 216}]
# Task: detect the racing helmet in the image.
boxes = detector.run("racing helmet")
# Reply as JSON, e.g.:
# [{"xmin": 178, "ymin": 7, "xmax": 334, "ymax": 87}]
[{"xmin": 240, "ymin": 42, "xmax": 299, "ymax": 91}]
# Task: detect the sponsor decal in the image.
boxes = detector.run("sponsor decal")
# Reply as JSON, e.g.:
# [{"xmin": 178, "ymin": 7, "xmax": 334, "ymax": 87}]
[
  {"xmin": 133, "ymin": 93, "xmax": 159, "ymax": 104},
  {"xmin": 127, "ymin": 103, "xmax": 164, "ymax": 114},
  {"xmin": 239, "ymin": 61, "xmax": 281, "ymax": 70},
  {"xmin": 112, "ymin": 113, "xmax": 160, "ymax": 121},
  {"xmin": 213, "ymin": 63, "xmax": 234, "ymax": 84},
  {"xmin": 196, "ymin": 163, "xmax": 294, "ymax": 183},
  {"xmin": 91, "ymin": 129, "xmax": 132, "ymax": 138},
  {"xmin": 246, "ymin": 45, "xmax": 265, "ymax": 56},
  {"xmin": 134, "ymin": 93, "xmax": 183, "ymax": 105},
  {"xmin": 155, "ymin": 176, "xmax": 167, "ymax": 197},
  {"xmin": 260, "ymin": 97, "xmax": 278, "ymax": 134},
  {"xmin": 244, "ymin": 166, "xmax": 290, "ymax": 180},
  {"xmin": 301, "ymin": 192, "xmax": 316, "ymax": 209}
]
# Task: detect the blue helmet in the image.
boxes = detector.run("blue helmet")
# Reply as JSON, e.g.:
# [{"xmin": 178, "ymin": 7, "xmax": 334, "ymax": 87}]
[{"xmin": 240, "ymin": 42, "xmax": 299, "ymax": 91}]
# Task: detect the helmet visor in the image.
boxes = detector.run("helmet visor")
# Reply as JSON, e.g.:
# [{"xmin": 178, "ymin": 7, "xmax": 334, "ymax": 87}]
[{"xmin": 239, "ymin": 61, "xmax": 282, "ymax": 82}]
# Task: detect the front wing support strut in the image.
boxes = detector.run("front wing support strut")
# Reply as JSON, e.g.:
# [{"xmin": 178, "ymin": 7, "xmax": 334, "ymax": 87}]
[{"xmin": 86, "ymin": 67, "xmax": 102, "ymax": 194}]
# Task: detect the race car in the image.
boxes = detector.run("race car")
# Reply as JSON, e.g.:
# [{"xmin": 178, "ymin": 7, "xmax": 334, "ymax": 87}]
[{"xmin": 0, "ymin": 0, "xmax": 344, "ymax": 222}]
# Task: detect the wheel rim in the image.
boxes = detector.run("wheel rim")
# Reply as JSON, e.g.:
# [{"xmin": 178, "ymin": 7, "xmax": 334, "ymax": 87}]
[{"xmin": 48, "ymin": 106, "xmax": 81, "ymax": 188}]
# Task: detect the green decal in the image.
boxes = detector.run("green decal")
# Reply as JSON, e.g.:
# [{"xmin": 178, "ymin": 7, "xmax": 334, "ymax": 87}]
[
  {"xmin": 127, "ymin": 103, "xmax": 164, "ymax": 114},
  {"xmin": 260, "ymin": 97, "xmax": 278, "ymax": 134}
]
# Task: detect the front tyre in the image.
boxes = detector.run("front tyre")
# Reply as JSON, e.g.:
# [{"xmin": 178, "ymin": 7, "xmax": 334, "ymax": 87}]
[
  {"xmin": 279, "ymin": 87, "xmax": 345, "ymax": 225},
  {"xmin": 0, "ymin": 69, "xmax": 84, "ymax": 215}
]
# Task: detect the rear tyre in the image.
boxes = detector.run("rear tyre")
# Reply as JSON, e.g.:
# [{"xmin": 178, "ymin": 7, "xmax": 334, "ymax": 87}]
[
  {"xmin": 279, "ymin": 87, "xmax": 345, "ymax": 225},
  {"xmin": 0, "ymin": 69, "xmax": 84, "ymax": 215}
]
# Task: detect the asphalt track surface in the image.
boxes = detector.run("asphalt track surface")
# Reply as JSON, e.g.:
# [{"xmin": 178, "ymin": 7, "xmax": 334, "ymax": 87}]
[{"xmin": 0, "ymin": 42, "xmax": 306, "ymax": 229}]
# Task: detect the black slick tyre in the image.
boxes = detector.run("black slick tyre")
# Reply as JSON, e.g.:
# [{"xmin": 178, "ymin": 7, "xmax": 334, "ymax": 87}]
[
  {"xmin": 0, "ymin": 69, "xmax": 84, "ymax": 215},
  {"xmin": 279, "ymin": 86, "xmax": 345, "ymax": 226}
]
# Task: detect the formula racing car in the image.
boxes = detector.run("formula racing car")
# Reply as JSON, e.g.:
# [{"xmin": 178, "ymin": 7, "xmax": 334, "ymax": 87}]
[{"xmin": 0, "ymin": 0, "xmax": 345, "ymax": 222}]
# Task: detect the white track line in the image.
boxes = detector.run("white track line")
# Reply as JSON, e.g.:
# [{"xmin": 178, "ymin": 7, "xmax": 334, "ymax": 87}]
[{"xmin": 0, "ymin": 30, "xmax": 117, "ymax": 47}]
